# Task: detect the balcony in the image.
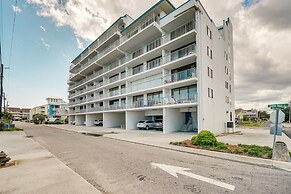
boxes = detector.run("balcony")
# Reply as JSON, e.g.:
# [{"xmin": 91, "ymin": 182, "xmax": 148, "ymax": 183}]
[
  {"xmin": 119, "ymin": 20, "xmax": 162, "ymax": 51},
  {"xmin": 164, "ymin": 68, "xmax": 196, "ymax": 84},
  {"xmin": 109, "ymin": 90, "xmax": 120, "ymax": 97},
  {"xmin": 164, "ymin": 93, "xmax": 197, "ymax": 105}
]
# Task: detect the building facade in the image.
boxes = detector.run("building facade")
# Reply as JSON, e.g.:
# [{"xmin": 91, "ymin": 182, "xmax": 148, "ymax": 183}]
[
  {"xmin": 30, "ymin": 97, "xmax": 68, "ymax": 121},
  {"xmin": 7, "ymin": 107, "xmax": 31, "ymax": 121},
  {"xmin": 67, "ymin": 0, "xmax": 235, "ymax": 134}
]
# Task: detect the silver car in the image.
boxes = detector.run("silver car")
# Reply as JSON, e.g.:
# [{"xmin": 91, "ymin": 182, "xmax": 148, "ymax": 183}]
[{"xmin": 137, "ymin": 120, "xmax": 155, "ymax": 130}]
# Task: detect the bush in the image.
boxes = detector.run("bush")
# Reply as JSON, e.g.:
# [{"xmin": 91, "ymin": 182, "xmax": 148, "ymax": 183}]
[
  {"xmin": 191, "ymin": 130, "xmax": 217, "ymax": 146},
  {"xmin": 216, "ymin": 142, "xmax": 228, "ymax": 150}
]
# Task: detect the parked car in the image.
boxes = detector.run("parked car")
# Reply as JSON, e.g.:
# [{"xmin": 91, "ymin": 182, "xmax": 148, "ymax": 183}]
[
  {"xmin": 154, "ymin": 119, "xmax": 163, "ymax": 130},
  {"xmin": 94, "ymin": 120, "xmax": 103, "ymax": 126},
  {"xmin": 137, "ymin": 120, "xmax": 155, "ymax": 130}
]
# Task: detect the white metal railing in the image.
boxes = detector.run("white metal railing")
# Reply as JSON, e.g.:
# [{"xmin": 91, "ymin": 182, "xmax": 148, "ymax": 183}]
[
  {"xmin": 170, "ymin": 20, "xmax": 195, "ymax": 40},
  {"xmin": 109, "ymin": 75, "xmax": 119, "ymax": 83},
  {"xmin": 165, "ymin": 93, "xmax": 197, "ymax": 105},
  {"xmin": 163, "ymin": 44, "xmax": 196, "ymax": 63},
  {"xmin": 164, "ymin": 68, "xmax": 196, "ymax": 84},
  {"xmin": 109, "ymin": 90, "xmax": 120, "ymax": 97}
]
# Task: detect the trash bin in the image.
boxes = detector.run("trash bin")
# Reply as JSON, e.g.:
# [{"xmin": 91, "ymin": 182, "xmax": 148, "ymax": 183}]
[{"xmin": 4, "ymin": 123, "xmax": 9, "ymax": 129}]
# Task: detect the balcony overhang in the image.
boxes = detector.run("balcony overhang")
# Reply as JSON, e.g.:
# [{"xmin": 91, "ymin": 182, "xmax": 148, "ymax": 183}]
[
  {"xmin": 119, "ymin": 22, "xmax": 162, "ymax": 52},
  {"xmin": 164, "ymin": 54, "xmax": 197, "ymax": 70},
  {"xmin": 69, "ymin": 73, "xmax": 86, "ymax": 82},
  {"xmin": 97, "ymin": 49, "xmax": 125, "ymax": 66},
  {"xmin": 69, "ymin": 64, "xmax": 81, "ymax": 74},
  {"xmin": 162, "ymin": 30, "xmax": 196, "ymax": 51}
]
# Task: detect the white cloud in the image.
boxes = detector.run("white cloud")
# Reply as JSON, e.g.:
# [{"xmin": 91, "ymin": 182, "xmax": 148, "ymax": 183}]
[
  {"xmin": 40, "ymin": 25, "xmax": 46, "ymax": 32},
  {"xmin": 40, "ymin": 37, "xmax": 50, "ymax": 49},
  {"xmin": 76, "ymin": 37, "xmax": 84, "ymax": 50},
  {"xmin": 12, "ymin": 5, "xmax": 22, "ymax": 13},
  {"xmin": 27, "ymin": 0, "xmax": 291, "ymax": 110}
]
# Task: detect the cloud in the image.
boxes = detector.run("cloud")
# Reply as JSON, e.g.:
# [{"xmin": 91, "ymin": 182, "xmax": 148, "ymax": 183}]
[
  {"xmin": 12, "ymin": 5, "xmax": 22, "ymax": 13},
  {"xmin": 40, "ymin": 25, "xmax": 46, "ymax": 32},
  {"xmin": 27, "ymin": 0, "xmax": 291, "ymax": 110},
  {"xmin": 76, "ymin": 37, "xmax": 84, "ymax": 50},
  {"xmin": 40, "ymin": 37, "xmax": 50, "ymax": 49}
]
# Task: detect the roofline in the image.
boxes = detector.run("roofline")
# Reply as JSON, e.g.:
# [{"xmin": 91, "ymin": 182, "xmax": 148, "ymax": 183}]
[
  {"xmin": 160, "ymin": 0, "xmax": 191, "ymax": 20},
  {"xmin": 71, "ymin": 14, "xmax": 131, "ymax": 63},
  {"xmin": 121, "ymin": 0, "xmax": 175, "ymax": 33}
]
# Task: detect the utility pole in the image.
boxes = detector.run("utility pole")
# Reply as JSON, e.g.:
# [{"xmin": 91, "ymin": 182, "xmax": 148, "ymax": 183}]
[
  {"xmin": 3, "ymin": 92, "xmax": 5, "ymax": 112},
  {"xmin": 0, "ymin": 63, "xmax": 3, "ymax": 118},
  {"xmin": 289, "ymin": 100, "xmax": 291, "ymax": 123}
]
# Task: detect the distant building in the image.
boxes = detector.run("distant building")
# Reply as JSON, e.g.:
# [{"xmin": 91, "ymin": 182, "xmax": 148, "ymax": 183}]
[
  {"xmin": 7, "ymin": 107, "xmax": 31, "ymax": 121},
  {"xmin": 235, "ymin": 108, "xmax": 258, "ymax": 123},
  {"xmin": 30, "ymin": 97, "xmax": 68, "ymax": 121}
]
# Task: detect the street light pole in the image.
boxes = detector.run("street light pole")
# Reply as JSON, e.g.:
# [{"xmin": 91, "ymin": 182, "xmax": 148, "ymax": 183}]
[
  {"xmin": 0, "ymin": 63, "xmax": 3, "ymax": 118},
  {"xmin": 289, "ymin": 100, "xmax": 291, "ymax": 123}
]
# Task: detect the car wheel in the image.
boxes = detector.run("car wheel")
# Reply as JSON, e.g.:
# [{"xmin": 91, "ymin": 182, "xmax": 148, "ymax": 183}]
[{"xmin": 146, "ymin": 125, "xmax": 149, "ymax": 130}]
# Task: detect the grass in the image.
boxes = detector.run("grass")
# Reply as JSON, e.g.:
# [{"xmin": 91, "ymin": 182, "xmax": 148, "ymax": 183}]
[
  {"xmin": 239, "ymin": 121, "xmax": 264, "ymax": 127},
  {"xmin": 0, "ymin": 127, "xmax": 23, "ymax": 131},
  {"xmin": 170, "ymin": 140, "xmax": 276, "ymax": 159}
]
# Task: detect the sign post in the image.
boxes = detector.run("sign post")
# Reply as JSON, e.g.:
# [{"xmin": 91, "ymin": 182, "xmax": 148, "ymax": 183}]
[{"xmin": 268, "ymin": 104, "xmax": 286, "ymax": 159}]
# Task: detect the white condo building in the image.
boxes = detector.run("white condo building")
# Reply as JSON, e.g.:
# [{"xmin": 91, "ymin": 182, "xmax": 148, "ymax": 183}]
[{"xmin": 67, "ymin": 0, "xmax": 234, "ymax": 134}]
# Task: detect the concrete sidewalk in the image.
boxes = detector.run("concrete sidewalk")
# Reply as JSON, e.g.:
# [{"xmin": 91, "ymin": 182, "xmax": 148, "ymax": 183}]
[
  {"xmin": 45, "ymin": 123, "xmax": 291, "ymax": 172},
  {"xmin": 0, "ymin": 131, "xmax": 101, "ymax": 194}
]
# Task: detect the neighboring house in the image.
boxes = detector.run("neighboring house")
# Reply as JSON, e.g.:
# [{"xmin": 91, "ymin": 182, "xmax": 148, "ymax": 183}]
[
  {"xmin": 67, "ymin": 0, "xmax": 235, "ymax": 134},
  {"xmin": 30, "ymin": 97, "xmax": 68, "ymax": 121},
  {"xmin": 235, "ymin": 108, "xmax": 258, "ymax": 123},
  {"xmin": 7, "ymin": 107, "xmax": 31, "ymax": 121}
]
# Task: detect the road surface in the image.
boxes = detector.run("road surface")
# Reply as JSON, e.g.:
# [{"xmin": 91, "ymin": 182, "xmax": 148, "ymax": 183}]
[{"xmin": 21, "ymin": 123, "xmax": 291, "ymax": 194}]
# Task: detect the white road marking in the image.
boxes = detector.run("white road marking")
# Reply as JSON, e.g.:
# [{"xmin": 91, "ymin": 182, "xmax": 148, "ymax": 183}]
[{"xmin": 151, "ymin": 162, "xmax": 235, "ymax": 191}]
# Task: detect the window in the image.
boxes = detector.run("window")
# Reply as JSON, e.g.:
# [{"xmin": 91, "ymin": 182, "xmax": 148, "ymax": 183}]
[
  {"xmin": 132, "ymin": 48, "xmax": 142, "ymax": 59},
  {"xmin": 132, "ymin": 64, "xmax": 143, "ymax": 75},
  {"xmin": 147, "ymin": 91, "xmax": 162, "ymax": 106},
  {"xmin": 207, "ymin": 67, "xmax": 213, "ymax": 78},
  {"xmin": 225, "ymin": 81, "xmax": 229, "ymax": 89},
  {"xmin": 225, "ymin": 66, "xmax": 229, "ymax": 75},
  {"xmin": 99, "ymin": 102, "xmax": 103, "ymax": 107},
  {"xmin": 172, "ymin": 85, "xmax": 197, "ymax": 102},
  {"xmin": 147, "ymin": 56, "xmax": 162, "ymax": 70},
  {"xmin": 146, "ymin": 38, "xmax": 161, "ymax": 52},
  {"xmin": 230, "ymin": 112, "xmax": 233, "ymax": 121},
  {"xmin": 207, "ymin": 26, "xmax": 212, "ymax": 39},
  {"xmin": 208, "ymin": 88, "xmax": 213, "ymax": 98},
  {"xmin": 225, "ymin": 96, "xmax": 230, "ymax": 104},
  {"xmin": 90, "ymin": 104, "xmax": 94, "ymax": 108},
  {"xmin": 207, "ymin": 47, "xmax": 212, "ymax": 59},
  {"xmin": 224, "ymin": 51, "xmax": 228, "ymax": 61},
  {"xmin": 133, "ymin": 95, "xmax": 144, "ymax": 107},
  {"xmin": 229, "ymin": 85, "xmax": 232, "ymax": 93}
]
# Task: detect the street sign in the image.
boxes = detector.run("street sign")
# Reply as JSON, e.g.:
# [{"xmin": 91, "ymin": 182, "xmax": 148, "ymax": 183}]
[
  {"xmin": 270, "ymin": 110, "xmax": 285, "ymax": 124},
  {"xmin": 268, "ymin": 103, "xmax": 289, "ymax": 109},
  {"xmin": 270, "ymin": 123, "xmax": 282, "ymax": 136}
]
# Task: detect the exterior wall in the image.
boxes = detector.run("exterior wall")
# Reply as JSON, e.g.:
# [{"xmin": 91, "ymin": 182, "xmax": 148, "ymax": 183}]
[
  {"xmin": 196, "ymin": 2, "xmax": 234, "ymax": 134},
  {"xmin": 103, "ymin": 112, "xmax": 125, "ymax": 128}
]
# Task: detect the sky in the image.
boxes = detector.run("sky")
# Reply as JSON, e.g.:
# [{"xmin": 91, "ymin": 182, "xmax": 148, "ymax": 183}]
[{"xmin": 0, "ymin": 0, "xmax": 290, "ymax": 110}]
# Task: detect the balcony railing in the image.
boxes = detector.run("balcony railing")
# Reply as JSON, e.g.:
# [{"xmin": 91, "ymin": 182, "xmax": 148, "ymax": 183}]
[
  {"xmin": 109, "ymin": 90, "xmax": 120, "ymax": 97},
  {"xmin": 121, "ymin": 13, "xmax": 160, "ymax": 43},
  {"xmin": 171, "ymin": 44, "xmax": 196, "ymax": 61},
  {"xmin": 109, "ymin": 75, "xmax": 119, "ymax": 83},
  {"xmin": 164, "ymin": 68, "xmax": 196, "ymax": 84},
  {"xmin": 165, "ymin": 93, "xmax": 197, "ymax": 105},
  {"xmin": 170, "ymin": 20, "xmax": 195, "ymax": 40}
]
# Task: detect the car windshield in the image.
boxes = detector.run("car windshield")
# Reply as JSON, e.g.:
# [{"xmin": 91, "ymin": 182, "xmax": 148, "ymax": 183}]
[{"xmin": 138, "ymin": 121, "xmax": 145, "ymax": 123}]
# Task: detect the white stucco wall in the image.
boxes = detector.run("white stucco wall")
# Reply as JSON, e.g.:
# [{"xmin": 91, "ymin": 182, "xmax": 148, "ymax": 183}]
[
  {"xmin": 163, "ymin": 108, "xmax": 184, "ymax": 133},
  {"xmin": 103, "ymin": 112, "xmax": 125, "ymax": 128}
]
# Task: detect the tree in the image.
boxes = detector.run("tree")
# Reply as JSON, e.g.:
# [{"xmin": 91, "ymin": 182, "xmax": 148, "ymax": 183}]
[
  {"xmin": 282, "ymin": 108, "xmax": 290, "ymax": 122},
  {"xmin": 32, "ymin": 113, "xmax": 47, "ymax": 124},
  {"xmin": 258, "ymin": 111, "xmax": 270, "ymax": 119}
]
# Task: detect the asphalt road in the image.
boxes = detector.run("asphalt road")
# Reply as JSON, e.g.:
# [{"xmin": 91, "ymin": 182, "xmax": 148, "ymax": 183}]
[{"xmin": 21, "ymin": 123, "xmax": 291, "ymax": 194}]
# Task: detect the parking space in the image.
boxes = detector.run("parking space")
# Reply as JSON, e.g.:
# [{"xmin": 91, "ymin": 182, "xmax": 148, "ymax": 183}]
[
  {"xmin": 85, "ymin": 113, "xmax": 103, "ymax": 127},
  {"xmin": 75, "ymin": 115, "xmax": 85, "ymax": 125}
]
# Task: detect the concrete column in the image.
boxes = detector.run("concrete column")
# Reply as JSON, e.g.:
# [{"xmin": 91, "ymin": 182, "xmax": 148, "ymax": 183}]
[
  {"xmin": 86, "ymin": 114, "xmax": 95, "ymax": 127},
  {"xmin": 126, "ymin": 111, "xmax": 145, "ymax": 130},
  {"xmin": 163, "ymin": 108, "xmax": 184, "ymax": 133}
]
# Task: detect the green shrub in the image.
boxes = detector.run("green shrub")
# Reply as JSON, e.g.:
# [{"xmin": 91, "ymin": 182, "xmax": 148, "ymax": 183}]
[
  {"xmin": 216, "ymin": 142, "xmax": 228, "ymax": 150},
  {"xmin": 191, "ymin": 130, "xmax": 217, "ymax": 146}
]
